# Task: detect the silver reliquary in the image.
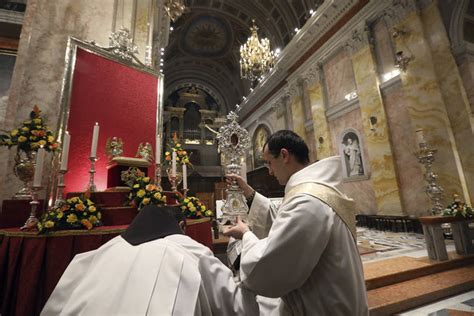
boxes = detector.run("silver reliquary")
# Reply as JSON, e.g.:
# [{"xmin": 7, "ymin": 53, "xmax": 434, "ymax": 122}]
[{"xmin": 216, "ymin": 112, "xmax": 250, "ymax": 225}]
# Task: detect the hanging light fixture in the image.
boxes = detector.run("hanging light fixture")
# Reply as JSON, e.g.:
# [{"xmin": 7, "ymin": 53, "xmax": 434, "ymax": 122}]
[
  {"xmin": 164, "ymin": 0, "xmax": 186, "ymax": 22},
  {"xmin": 240, "ymin": 20, "xmax": 276, "ymax": 82}
]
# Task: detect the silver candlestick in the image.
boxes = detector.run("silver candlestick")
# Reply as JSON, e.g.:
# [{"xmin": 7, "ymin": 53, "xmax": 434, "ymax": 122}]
[
  {"xmin": 54, "ymin": 169, "xmax": 68, "ymax": 207},
  {"xmin": 87, "ymin": 157, "xmax": 98, "ymax": 192},
  {"xmin": 169, "ymin": 174, "xmax": 178, "ymax": 192},
  {"xmin": 416, "ymin": 142, "xmax": 444, "ymax": 215},
  {"xmin": 21, "ymin": 186, "xmax": 41, "ymax": 231}
]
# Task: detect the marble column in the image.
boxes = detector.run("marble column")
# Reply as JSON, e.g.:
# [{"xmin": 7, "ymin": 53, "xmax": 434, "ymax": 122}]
[
  {"xmin": 389, "ymin": 4, "xmax": 466, "ymax": 205},
  {"xmin": 114, "ymin": 0, "xmax": 156, "ymax": 65},
  {"xmin": 303, "ymin": 64, "xmax": 333, "ymax": 160},
  {"xmin": 349, "ymin": 22, "xmax": 404, "ymax": 215},
  {"xmin": 0, "ymin": 0, "xmax": 118, "ymax": 204},
  {"xmin": 287, "ymin": 81, "xmax": 307, "ymax": 142},
  {"xmin": 419, "ymin": 2, "xmax": 474, "ymax": 204}
]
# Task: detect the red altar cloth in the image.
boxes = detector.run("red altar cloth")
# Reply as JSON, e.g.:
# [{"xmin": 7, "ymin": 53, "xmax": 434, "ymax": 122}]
[
  {"xmin": 0, "ymin": 226, "xmax": 124, "ymax": 316},
  {"xmin": 0, "ymin": 220, "xmax": 212, "ymax": 316}
]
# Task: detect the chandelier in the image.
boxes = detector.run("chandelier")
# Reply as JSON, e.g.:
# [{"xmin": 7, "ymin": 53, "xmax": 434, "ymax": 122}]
[
  {"xmin": 164, "ymin": 0, "xmax": 186, "ymax": 22},
  {"xmin": 240, "ymin": 20, "xmax": 276, "ymax": 82}
]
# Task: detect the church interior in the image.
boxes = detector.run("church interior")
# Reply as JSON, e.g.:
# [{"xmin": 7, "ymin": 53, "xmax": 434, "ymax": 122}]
[{"xmin": 1, "ymin": 0, "xmax": 474, "ymax": 314}]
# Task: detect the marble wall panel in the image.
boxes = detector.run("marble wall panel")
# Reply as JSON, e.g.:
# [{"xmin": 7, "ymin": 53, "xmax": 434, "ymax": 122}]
[
  {"xmin": 458, "ymin": 59, "xmax": 474, "ymax": 114},
  {"xmin": 308, "ymin": 82, "xmax": 332, "ymax": 159},
  {"xmin": 0, "ymin": 54, "xmax": 15, "ymax": 124},
  {"xmin": 372, "ymin": 18, "xmax": 397, "ymax": 77},
  {"xmin": 0, "ymin": 0, "xmax": 116, "ymax": 205},
  {"xmin": 305, "ymin": 129, "xmax": 317, "ymax": 162},
  {"xmin": 421, "ymin": 3, "xmax": 474, "ymax": 204},
  {"xmin": 290, "ymin": 96, "xmax": 307, "ymax": 142},
  {"xmin": 328, "ymin": 107, "xmax": 377, "ymax": 215},
  {"xmin": 133, "ymin": 0, "xmax": 151, "ymax": 63},
  {"xmin": 382, "ymin": 83, "xmax": 430, "ymax": 216},
  {"xmin": 394, "ymin": 11, "xmax": 465, "ymax": 206},
  {"xmin": 352, "ymin": 45, "xmax": 404, "ymax": 216},
  {"xmin": 323, "ymin": 49, "xmax": 357, "ymax": 107}
]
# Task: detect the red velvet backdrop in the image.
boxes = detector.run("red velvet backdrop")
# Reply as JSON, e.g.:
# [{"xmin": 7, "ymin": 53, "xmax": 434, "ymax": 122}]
[{"xmin": 65, "ymin": 48, "xmax": 159, "ymax": 192}]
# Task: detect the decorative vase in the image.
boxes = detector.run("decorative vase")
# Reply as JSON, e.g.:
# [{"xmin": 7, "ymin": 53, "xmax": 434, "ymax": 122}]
[
  {"xmin": 13, "ymin": 149, "xmax": 36, "ymax": 199},
  {"xmin": 166, "ymin": 165, "xmax": 182, "ymax": 191}
]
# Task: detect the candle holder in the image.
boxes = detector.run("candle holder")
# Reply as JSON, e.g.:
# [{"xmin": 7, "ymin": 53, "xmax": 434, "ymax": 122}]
[
  {"xmin": 169, "ymin": 174, "xmax": 178, "ymax": 192},
  {"xmin": 183, "ymin": 188, "xmax": 189, "ymax": 198},
  {"xmin": 154, "ymin": 163, "xmax": 163, "ymax": 191},
  {"xmin": 20, "ymin": 186, "xmax": 41, "ymax": 231},
  {"xmin": 87, "ymin": 157, "xmax": 98, "ymax": 192},
  {"xmin": 54, "ymin": 169, "xmax": 68, "ymax": 207},
  {"xmin": 166, "ymin": 166, "xmax": 182, "ymax": 192},
  {"xmin": 416, "ymin": 142, "xmax": 444, "ymax": 215}
]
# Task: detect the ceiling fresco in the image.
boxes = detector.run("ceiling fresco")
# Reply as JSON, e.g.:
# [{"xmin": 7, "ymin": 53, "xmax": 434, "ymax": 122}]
[{"xmin": 163, "ymin": 0, "xmax": 325, "ymax": 114}]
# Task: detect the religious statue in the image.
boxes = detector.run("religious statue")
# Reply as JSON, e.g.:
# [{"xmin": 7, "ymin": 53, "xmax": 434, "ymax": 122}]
[
  {"xmin": 343, "ymin": 137, "xmax": 362, "ymax": 177},
  {"xmin": 105, "ymin": 137, "xmax": 124, "ymax": 160},
  {"xmin": 136, "ymin": 142, "xmax": 153, "ymax": 162}
]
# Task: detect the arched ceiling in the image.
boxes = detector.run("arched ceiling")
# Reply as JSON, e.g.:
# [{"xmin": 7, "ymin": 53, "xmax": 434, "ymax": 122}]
[{"xmin": 163, "ymin": 0, "xmax": 325, "ymax": 114}]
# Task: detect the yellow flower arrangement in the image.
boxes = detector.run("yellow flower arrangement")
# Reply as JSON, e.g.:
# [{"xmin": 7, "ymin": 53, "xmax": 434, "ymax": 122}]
[
  {"xmin": 177, "ymin": 195, "xmax": 213, "ymax": 219},
  {"xmin": 0, "ymin": 105, "xmax": 59, "ymax": 153},
  {"xmin": 38, "ymin": 193, "xmax": 103, "ymax": 233},
  {"xmin": 442, "ymin": 194, "xmax": 473, "ymax": 218},
  {"xmin": 163, "ymin": 132, "xmax": 191, "ymax": 167},
  {"xmin": 126, "ymin": 168, "xmax": 167, "ymax": 210}
]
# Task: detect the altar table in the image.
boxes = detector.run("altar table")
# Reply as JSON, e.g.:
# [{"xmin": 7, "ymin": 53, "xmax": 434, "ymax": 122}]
[
  {"xmin": 0, "ymin": 218, "xmax": 213, "ymax": 316},
  {"xmin": 419, "ymin": 215, "xmax": 474, "ymax": 261}
]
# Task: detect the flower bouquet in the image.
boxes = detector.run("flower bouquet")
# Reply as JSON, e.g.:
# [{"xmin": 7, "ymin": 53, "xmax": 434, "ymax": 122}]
[
  {"xmin": 38, "ymin": 193, "xmax": 102, "ymax": 233},
  {"xmin": 1, "ymin": 105, "xmax": 60, "ymax": 198},
  {"xmin": 127, "ymin": 172, "xmax": 167, "ymax": 210},
  {"xmin": 0, "ymin": 105, "xmax": 58, "ymax": 152},
  {"xmin": 442, "ymin": 194, "xmax": 473, "ymax": 219},
  {"xmin": 177, "ymin": 195, "xmax": 213, "ymax": 219},
  {"xmin": 163, "ymin": 134, "xmax": 191, "ymax": 167}
]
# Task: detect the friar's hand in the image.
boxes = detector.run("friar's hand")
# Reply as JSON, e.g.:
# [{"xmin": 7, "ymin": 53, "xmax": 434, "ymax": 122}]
[
  {"xmin": 223, "ymin": 216, "xmax": 250, "ymax": 240},
  {"xmin": 225, "ymin": 174, "xmax": 254, "ymax": 199}
]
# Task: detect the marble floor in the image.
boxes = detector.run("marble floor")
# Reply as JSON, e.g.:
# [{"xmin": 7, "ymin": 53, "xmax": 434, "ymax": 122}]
[
  {"xmin": 357, "ymin": 228, "xmax": 451, "ymax": 262},
  {"xmin": 397, "ymin": 291, "xmax": 474, "ymax": 315},
  {"xmin": 357, "ymin": 228, "xmax": 474, "ymax": 315}
]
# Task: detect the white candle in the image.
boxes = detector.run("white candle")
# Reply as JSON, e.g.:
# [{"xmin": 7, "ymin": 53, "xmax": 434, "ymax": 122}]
[
  {"xmin": 182, "ymin": 163, "xmax": 187, "ymax": 190},
  {"xmin": 172, "ymin": 151, "xmax": 177, "ymax": 177},
  {"xmin": 33, "ymin": 146, "xmax": 45, "ymax": 187},
  {"xmin": 90, "ymin": 122, "xmax": 99, "ymax": 158},
  {"xmin": 415, "ymin": 129, "xmax": 425, "ymax": 145},
  {"xmin": 60, "ymin": 131, "xmax": 70, "ymax": 171},
  {"xmin": 155, "ymin": 135, "xmax": 161, "ymax": 162}
]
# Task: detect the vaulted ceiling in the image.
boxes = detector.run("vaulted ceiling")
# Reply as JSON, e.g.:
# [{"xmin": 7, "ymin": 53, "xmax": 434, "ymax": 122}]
[{"xmin": 163, "ymin": 0, "xmax": 324, "ymax": 114}]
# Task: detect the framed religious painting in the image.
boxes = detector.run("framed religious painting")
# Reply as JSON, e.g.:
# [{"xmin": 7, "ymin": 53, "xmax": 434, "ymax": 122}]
[
  {"xmin": 52, "ymin": 37, "xmax": 164, "ymax": 197},
  {"xmin": 252, "ymin": 124, "xmax": 270, "ymax": 169}
]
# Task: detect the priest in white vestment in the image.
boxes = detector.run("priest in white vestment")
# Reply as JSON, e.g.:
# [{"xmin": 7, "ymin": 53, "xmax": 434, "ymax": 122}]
[
  {"xmin": 41, "ymin": 205, "xmax": 259, "ymax": 316},
  {"xmin": 225, "ymin": 130, "xmax": 369, "ymax": 316}
]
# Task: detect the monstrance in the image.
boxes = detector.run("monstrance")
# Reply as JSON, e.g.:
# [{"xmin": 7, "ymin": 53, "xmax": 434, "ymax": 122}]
[{"xmin": 216, "ymin": 112, "xmax": 250, "ymax": 225}]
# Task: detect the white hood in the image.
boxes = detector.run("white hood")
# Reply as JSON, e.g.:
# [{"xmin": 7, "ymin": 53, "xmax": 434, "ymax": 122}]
[{"xmin": 285, "ymin": 156, "xmax": 343, "ymax": 195}]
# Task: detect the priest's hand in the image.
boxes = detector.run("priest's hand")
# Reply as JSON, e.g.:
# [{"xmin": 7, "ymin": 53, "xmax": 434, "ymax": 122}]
[
  {"xmin": 225, "ymin": 174, "xmax": 254, "ymax": 199},
  {"xmin": 223, "ymin": 216, "xmax": 250, "ymax": 240}
]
